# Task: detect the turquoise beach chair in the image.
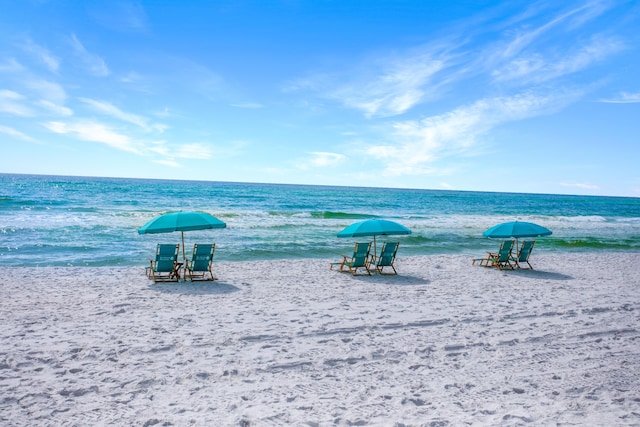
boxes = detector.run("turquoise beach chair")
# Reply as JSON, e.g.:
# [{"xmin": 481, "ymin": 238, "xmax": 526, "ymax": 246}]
[
  {"xmin": 371, "ymin": 242, "xmax": 400, "ymax": 275},
  {"xmin": 146, "ymin": 243, "xmax": 180, "ymax": 282},
  {"xmin": 473, "ymin": 240, "xmax": 515, "ymax": 270},
  {"xmin": 511, "ymin": 240, "xmax": 536, "ymax": 269},
  {"xmin": 331, "ymin": 242, "xmax": 372, "ymax": 276},
  {"xmin": 185, "ymin": 243, "xmax": 217, "ymax": 281}
]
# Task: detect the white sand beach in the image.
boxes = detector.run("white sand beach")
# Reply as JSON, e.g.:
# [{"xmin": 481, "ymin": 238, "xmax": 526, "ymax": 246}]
[{"xmin": 2, "ymin": 253, "xmax": 640, "ymax": 426}]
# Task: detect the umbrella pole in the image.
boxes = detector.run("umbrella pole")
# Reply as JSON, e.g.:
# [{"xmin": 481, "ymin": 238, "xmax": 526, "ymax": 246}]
[
  {"xmin": 181, "ymin": 231, "xmax": 186, "ymax": 260},
  {"xmin": 181, "ymin": 231, "xmax": 186, "ymax": 281},
  {"xmin": 373, "ymin": 236, "xmax": 377, "ymax": 260}
]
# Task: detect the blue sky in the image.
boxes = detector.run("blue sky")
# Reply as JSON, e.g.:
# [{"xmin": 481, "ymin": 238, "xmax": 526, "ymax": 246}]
[{"xmin": 1, "ymin": 0, "xmax": 639, "ymax": 196}]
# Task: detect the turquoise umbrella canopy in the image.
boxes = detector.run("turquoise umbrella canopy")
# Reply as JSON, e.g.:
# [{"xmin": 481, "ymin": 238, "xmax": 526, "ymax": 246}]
[
  {"xmin": 338, "ymin": 219, "xmax": 411, "ymax": 255},
  {"xmin": 338, "ymin": 219, "xmax": 412, "ymax": 238},
  {"xmin": 483, "ymin": 221, "xmax": 552, "ymax": 239},
  {"xmin": 138, "ymin": 211, "xmax": 226, "ymax": 259}
]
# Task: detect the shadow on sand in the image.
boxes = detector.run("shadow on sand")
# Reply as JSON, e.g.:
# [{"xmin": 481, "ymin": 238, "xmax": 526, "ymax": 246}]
[
  {"xmin": 150, "ymin": 280, "xmax": 241, "ymax": 295},
  {"xmin": 504, "ymin": 269, "xmax": 574, "ymax": 281},
  {"xmin": 340, "ymin": 272, "xmax": 430, "ymax": 286}
]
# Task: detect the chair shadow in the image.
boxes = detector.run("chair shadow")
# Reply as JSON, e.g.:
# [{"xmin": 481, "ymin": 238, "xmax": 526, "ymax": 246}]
[
  {"xmin": 504, "ymin": 269, "xmax": 574, "ymax": 281},
  {"xmin": 150, "ymin": 280, "xmax": 241, "ymax": 295}
]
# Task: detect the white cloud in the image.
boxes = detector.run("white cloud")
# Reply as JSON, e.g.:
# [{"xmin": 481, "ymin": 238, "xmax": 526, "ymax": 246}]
[
  {"xmin": 79, "ymin": 98, "xmax": 166, "ymax": 132},
  {"xmin": 44, "ymin": 120, "xmax": 138, "ymax": 153},
  {"xmin": 309, "ymin": 151, "xmax": 345, "ymax": 167},
  {"xmin": 290, "ymin": 47, "xmax": 451, "ymax": 118},
  {"xmin": 69, "ymin": 34, "xmax": 110, "ymax": 77},
  {"xmin": 174, "ymin": 143, "xmax": 213, "ymax": 159},
  {"xmin": 295, "ymin": 151, "xmax": 346, "ymax": 170},
  {"xmin": 0, "ymin": 90, "xmax": 33, "ymax": 116},
  {"xmin": 37, "ymin": 100, "xmax": 73, "ymax": 116},
  {"xmin": 22, "ymin": 38, "xmax": 60, "ymax": 72},
  {"xmin": 290, "ymin": 1, "xmax": 623, "ymax": 122},
  {"xmin": 561, "ymin": 182, "xmax": 600, "ymax": 190},
  {"xmin": 120, "ymin": 72, "xmax": 141, "ymax": 83},
  {"xmin": 88, "ymin": 1, "xmax": 149, "ymax": 33},
  {"xmin": 338, "ymin": 52, "xmax": 447, "ymax": 118},
  {"xmin": 0, "ymin": 58, "xmax": 24, "ymax": 73},
  {"xmin": 499, "ymin": 1, "xmax": 611, "ymax": 60},
  {"xmin": 367, "ymin": 90, "xmax": 579, "ymax": 176},
  {"xmin": 230, "ymin": 102, "xmax": 264, "ymax": 109},
  {"xmin": 25, "ymin": 79, "xmax": 67, "ymax": 104},
  {"xmin": 0, "ymin": 125, "xmax": 34, "ymax": 141},
  {"xmin": 599, "ymin": 91, "xmax": 640, "ymax": 104},
  {"xmin": 494, "ymin": 35, "xmax": 624, "ymax": 84}
]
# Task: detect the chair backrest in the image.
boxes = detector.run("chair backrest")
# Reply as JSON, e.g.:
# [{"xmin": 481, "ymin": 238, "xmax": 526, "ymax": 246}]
[
  {"xmin": 155, "ymin": 244, "xmax": 179, "ymax": 272},
  {"xmin": 191, "ymin": 244, "xmax": 215, "ymax": 271},
  {"xmin": 351, "ymin": 242, "xmax": 371, "ymax": 267},
  {"xmin": 497, "ymin": 240, "xmax": 514, "ymax": 262},
  {"xmin": 377, "ymin": 242, "xmax": 399, "ymax": 266},
  {"xmin": 516, "ymin": 240, "xmax": 535, "ymax": 262}
]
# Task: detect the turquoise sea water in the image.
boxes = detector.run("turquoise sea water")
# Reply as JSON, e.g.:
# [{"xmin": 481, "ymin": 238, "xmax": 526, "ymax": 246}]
[{"xmin": 1, "ymin": 173, "xmax": 640, "ymax": 267}]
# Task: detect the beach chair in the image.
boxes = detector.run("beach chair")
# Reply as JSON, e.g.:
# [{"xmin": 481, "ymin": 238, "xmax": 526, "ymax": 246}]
[
  {"xmin": 371, "ymin": 242, "xmax": 400, "ymax": 275},
  {"xmin": 511, "ymin": 240, "xmax": 535, "ymax": 269},
  {"xmin": 330, "ymin": 242, "xmax": 372, "ymax": 276},
  {"xmin": 473, "ymin": 240, "xmax": 515, "ymax": 270},
  {"xmin": 185, "ymin": 243, "xmax": 217, "ymax": 281},
  {"xmin": 146, "ymin": 243, "xmax": 181, "ymax": 282}
]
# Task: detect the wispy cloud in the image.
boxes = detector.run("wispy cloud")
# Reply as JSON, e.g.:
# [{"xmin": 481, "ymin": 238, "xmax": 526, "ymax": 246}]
[
  {"xmin": 291, "ymin": 1, "xmax": 623, "ymax": 123},
  {"xmin": 289, "ymin": 47, "xmax": 451, "ymax": 118},
  {"xmin": 44, "ymin": 120, "xmax": 214, "ymax": 166},
  {"xmin": 367, "ymin": 90, "xmax": 580, "ymax": 175},
  {"xmin": 22, "ymin": 38, "xmax": 60, "ymax": 73},
  {"xmin": 292, "ymin": 151, "xmax": 346, "ymax": 171},
  {"xmin": 599, "ymin": 91, "xmax": 640, "ymax": 103},
  {"xmin": 561, "ymin": 182, "xmax": 600, "ymax": 190},
  {"xmin": 0, "ymin": 58, "xmax": 25, "ymax": 73},
  {"xmin": 493, "ymin": 34, "xmax": 624, "ymax": 84},
  {"xmin": 173, "ymin": 143, "xmax": 213, "ymax": 159},
  {"xmin": 0, "ymin": 125, "xmax": 34, "ymax": 141},
  {"xmin": 79, "ymin": 98, "xmax": 166, "ymax": 132},
  {"xmin": 309, "ymin": 151, "xmax": 345, "ymax": 167},
  {"xmin": 25, "ymin": 79, "xmax": 67, "ymax": 104},
  {"xmin": 88, "ymin": 1, "xmax": 149, "ymax": 33},
  {"xmin": 44, "ymin": 120, "xmax": 138, "ymax": 153},
  {"xmin": 230, "ymin": 102, "xmax": 264, "ymax": 109},
  {"xmin": 69, "ymin": 34, "xmax": 110, "ymax": 77},
  {"xmin": 37, "ymin": 100, "xmax": 73, "ymax": 116},
  {"xmin": 284, "ymin": 0, "xmax": 629, "ymax": 180},
  {"xmin": 497, "ymin": 1, "xmax": 610, "ymax": 60},
  {"xmin": 0, "ymin": 90, "xmax": 33, "ymax": 116},
  {"xmin": 80, "ymin": 98, "xmax": 147, "ymax": 128}
]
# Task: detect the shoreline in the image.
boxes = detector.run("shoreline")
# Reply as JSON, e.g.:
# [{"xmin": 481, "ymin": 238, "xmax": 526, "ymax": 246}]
[
  {"xmin": 4, "ymin": 247, "xmax": 640, "ymax": 268},
  {"xmin": 2, "ymin": 253, "xmax": 640, "ymax": 425}
]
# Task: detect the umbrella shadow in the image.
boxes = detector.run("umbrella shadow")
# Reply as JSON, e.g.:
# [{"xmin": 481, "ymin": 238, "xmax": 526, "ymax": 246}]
[
  {"xmin": 150, "ymin": 280, "xmax": 241, "ymax": 295},
  {"xmin": 503, "ymin": 269, "xmax": 574, "ymax": 281},
  {"xmin": 346, "ymin": 272, "xmax": 430, "ymax": 286}
]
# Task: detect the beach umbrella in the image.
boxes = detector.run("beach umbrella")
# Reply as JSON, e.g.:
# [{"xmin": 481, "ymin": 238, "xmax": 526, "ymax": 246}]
[
  {"xmin": 138, "ymin": 211, "xmax": 226, "ymax": 259},
  {"xmin": 337, "ymin": 219, "xmax": 411, "ymax": 255},
  {"xmin": 483, "ymin": 221, "xmax": 552, "ymax": 239},
  {"xmin": 483, "ymin": 221, "xmax": 552, "ymax": 248}
]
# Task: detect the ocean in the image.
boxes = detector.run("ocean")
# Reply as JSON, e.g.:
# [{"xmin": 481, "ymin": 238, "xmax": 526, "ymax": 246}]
[{"xmin": 1, "ymin": 173, "xmax": 639, "ymax": 267}]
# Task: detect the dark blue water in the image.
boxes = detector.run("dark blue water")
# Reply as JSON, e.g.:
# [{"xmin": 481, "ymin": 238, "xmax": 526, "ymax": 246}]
[{"xmin": 1, "ymin": 174, "xmax": 639, "ymax": 266}]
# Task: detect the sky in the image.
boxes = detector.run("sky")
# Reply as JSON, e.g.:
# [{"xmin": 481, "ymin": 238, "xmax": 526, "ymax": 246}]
[{"xmin": 1, "ymin": 0, "xmax": 639, "ymax": 196}]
